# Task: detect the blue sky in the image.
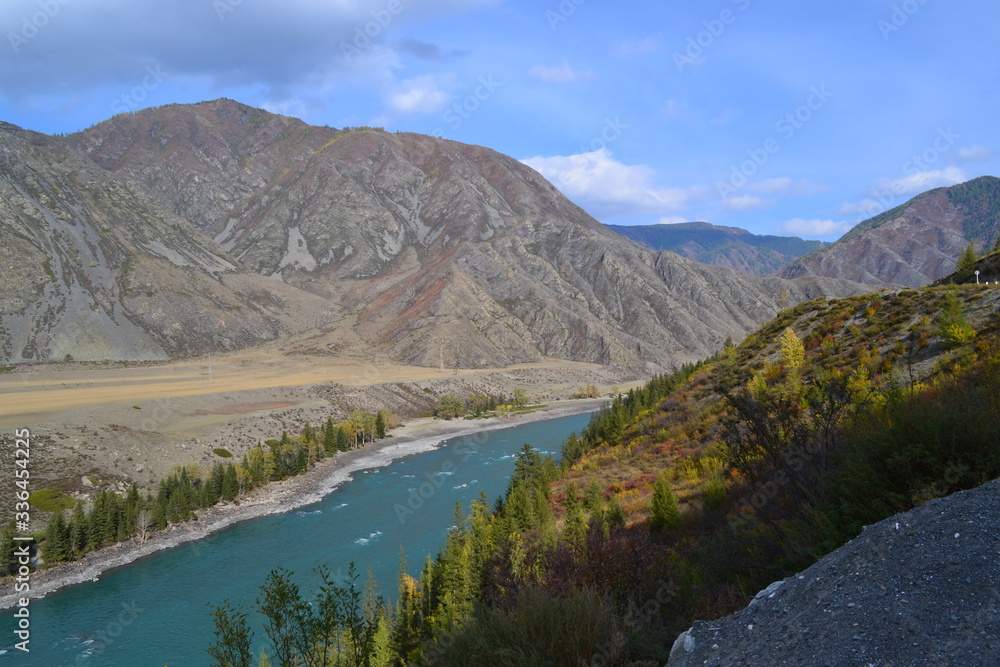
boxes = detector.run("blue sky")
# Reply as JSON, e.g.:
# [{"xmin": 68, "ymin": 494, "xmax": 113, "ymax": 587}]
[{"xmin": 1, "ymin": 0, "xmax": 997, "ymax": 240}]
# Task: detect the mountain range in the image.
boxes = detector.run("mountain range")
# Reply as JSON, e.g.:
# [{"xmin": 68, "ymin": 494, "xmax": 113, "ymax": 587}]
[
  {"xmin": 0, "ymin": 99, "xmax": 870, "ymax": 368},
  {"xmin": 608, "ymin": 221, "xmax": 826, "ymax": 275}
]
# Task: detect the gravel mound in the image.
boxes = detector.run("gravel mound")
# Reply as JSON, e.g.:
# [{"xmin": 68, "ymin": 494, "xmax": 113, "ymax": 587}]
[{"xmin": 668, "ymin": 478, "xmax": 1000, "ymax": 666}]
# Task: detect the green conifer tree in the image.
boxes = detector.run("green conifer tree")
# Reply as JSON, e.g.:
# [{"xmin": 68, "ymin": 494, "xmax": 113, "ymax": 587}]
[
  {"xmin": 957, "ymin": 242, "xmax": 978, "ymax": 281},
  {"xmin": 43, "ymin": 511, "xmax": 71, "ymax": 563},
  {"xmin": 649, "ymin": 475, "xmax": 681, "ymax": 532},
  {"xmin": 70, "ymin": 501, "xmax": 88, "ymax": 555},
  {"xmin": 222, "ymin": 463, "xmax": 239, "ymax": 501},
  {"xmin": 336, "ymin": 426, "xmax": 349, "ymax": 452}
]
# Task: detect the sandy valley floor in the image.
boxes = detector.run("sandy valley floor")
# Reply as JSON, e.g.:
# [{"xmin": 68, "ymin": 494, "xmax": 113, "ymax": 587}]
[{"xmin": 0, "ymin": 350, "xmax": 644, "ymax": 529}]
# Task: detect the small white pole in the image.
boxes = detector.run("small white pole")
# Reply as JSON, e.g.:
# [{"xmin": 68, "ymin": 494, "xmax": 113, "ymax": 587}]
[{"xmin": 975, "ymin": 270, "xmax": 980, "ymax": 285}]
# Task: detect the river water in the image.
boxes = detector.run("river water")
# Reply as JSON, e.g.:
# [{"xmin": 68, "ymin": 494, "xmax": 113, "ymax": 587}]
[{"xmin": 0, "ymin": 412, "xmax": 592, "ymax": 666}]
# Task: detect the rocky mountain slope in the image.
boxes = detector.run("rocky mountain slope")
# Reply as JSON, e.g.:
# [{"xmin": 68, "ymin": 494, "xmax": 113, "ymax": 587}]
[
  {"xmin": 669, "ymin": 477, "xmax": 1000, "ymax": 666},
  {"xmin": 0, "ymin": 121, "xmax": 333, "ymax": 362},
  {"xmin": 35, "ymin": 98, "xmax": 867, "ymax": 369},
  {"xmin": 609, "ymin": 221, "xmax": 825, "ymax": 275},
  {"xmin": 782, "ymin": 176, "xmax": 1000, "ymax": 287}
]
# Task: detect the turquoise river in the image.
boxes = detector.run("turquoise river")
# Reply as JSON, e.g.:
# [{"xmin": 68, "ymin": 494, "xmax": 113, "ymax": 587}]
[{"xmin": 1, "ymin": 412, "xmax": 592, "ymax": 666}]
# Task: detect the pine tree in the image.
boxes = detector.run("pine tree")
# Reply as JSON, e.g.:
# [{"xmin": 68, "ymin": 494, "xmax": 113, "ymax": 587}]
[
  {"xmin": 583, "ymin": 480, "xmax": 604, "ymax": 513},
  {"xmin": 607, "ymin": 500, "xmax": 626, "ymax": 529},
  {"xmin": 957, "ymin": 242, "xmax": 978, "ymax": 281},
  {"xmin": 563, "ymin": 483, "xmax": 586, "ymax": 544},
  {"xmin": 222, "ymin": 463, "xmax": 239, "ymax": 501},
  {"xmin": 392, "ymin": 551, "xmax": 423, "ymax": 663},
  {"xmin": 69, "ymin": 501, "xmax": 88, "ymax": 556},
  {"xmin": 649, "ymin": 475, "xmax": 681, "ymax": 532},
  {"xmin": 779, "ymin": 327, "xmax": 805, "ymax": 372},
  {"xmin": 43, "ymin": 511, "xmax": 71, "ymax": 563},
  {"xmin": 323, "ymin": 417, "xmax": 336, "ymax": 454},
  {"xmin": 122, "ymin": 484, "xmax": 141, "ymax": 537},
  {"xmin": 336, "ymin": 426, "xmax": 349, "ymax": 452},
  {"xmin": 375, "ymin": 411, "xmax": 386, "ymax": 439},
  {"xmin": 206, "ymin": 463, "xmax": 224, "ymax": 505}
]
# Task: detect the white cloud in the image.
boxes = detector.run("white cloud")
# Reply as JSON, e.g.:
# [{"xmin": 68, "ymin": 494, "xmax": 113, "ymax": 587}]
[
  {"xmin": 521, "ymin": 148, "xmax": 704, "ymax": 218},
  {"xmin": 874, "ymin": 167, "xmax": 966, "ymax": 197},
  {"xmin": 656, "ymin": 216, "xmax": 691, "ymax": 225},
  {"xmin": 746, "ymin": 177, "xmax": 825, "ymax": 196},
  {"xmin": 722, "ymin": 195, "xmax": 774, "ymax": 212},
  {"xmin": 954, "ymin": 145, "xmax": 997, "ymax": 164},
  {"xmin": 774, "ymin": 218, "xmax": 853, "ymax": 239},
  {"xmin": 838, "ymin": 199, "xmax": 884, "ymax": 217},
  {"xmin": 839, "ymin": 167, "xmax": 969, "ymax": 220},
  {"xmin": 528, "ymin": 61, "xmax": 595, "ymax": 83},
  {"xmin": 0, "ymin": 0, "xmax": 495, "ymax": 103},
  {"xmin": 385, "ymin": 74, "xmax": 450, "ymax": 114}
]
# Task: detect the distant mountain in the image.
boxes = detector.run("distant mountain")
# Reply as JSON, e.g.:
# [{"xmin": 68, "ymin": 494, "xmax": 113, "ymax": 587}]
[
  {"xmin": 0, "ymin": 100, "xmax": 873, "ymax": 366},
  {"xmin": 782, "ymin": 176, "xmax": 1000, "ymax": 287},
  {"xmin": 608, "ymin": 222, "xmax": 826, "ymax": 275}
]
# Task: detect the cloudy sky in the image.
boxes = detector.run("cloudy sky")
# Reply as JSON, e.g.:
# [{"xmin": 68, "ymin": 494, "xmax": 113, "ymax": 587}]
[{"xmin": 1, "ymin": 0, "xmax": 997, "ymax": 240}]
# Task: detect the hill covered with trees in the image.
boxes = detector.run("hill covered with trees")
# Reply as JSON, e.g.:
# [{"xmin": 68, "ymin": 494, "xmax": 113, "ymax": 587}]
[{"xmin": 207, "ymin": 282, "xmax": 1000, "ymax": 665}]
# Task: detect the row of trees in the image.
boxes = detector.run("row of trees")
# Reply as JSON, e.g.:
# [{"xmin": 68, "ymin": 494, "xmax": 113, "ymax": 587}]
[
  {"xmin": 433, "ymin": 389, "xmax": 530, "ymax": 420},
  {"xmin": 29, "ymin": 409, "xmax": 399, "ymax": 570}
]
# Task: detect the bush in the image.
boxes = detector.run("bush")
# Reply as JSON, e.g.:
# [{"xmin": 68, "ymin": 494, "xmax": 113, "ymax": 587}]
[
  {"xmin": 704, "ymin": 477, "xmax": 729, "ymax": 511},
  {"xmin": 213, "ymin": 448, "xmax": 233, "ymax": 458},
  {"xmin": 434, "ymin": 395, "xmax": 465, "ymax": 420},
  {"xmin": 28, "ymin": 489, "xmax": 76, "ymax": 512},
  {"xmin": 431, "ymin": 587, "xmax": 627, "ymax": 666}
]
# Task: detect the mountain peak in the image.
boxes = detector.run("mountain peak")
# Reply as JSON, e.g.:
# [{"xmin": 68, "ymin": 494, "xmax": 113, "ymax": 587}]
[{"xmin": 782, "ymin": 176, "xmax": 1000, "ymax": 287}]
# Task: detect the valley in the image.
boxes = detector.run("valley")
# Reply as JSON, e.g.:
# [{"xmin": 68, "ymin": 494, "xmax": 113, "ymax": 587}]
[
  {"xmin": 0, "ymin": 349, "xmax": 637, "ymax": 518},
  {"xmin": 1, "ymin": 102, "xmax": 998, "ymax": 667}
]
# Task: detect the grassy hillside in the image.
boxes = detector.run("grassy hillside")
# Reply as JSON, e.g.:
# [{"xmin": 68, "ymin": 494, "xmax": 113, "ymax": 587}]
[{"xmin": 206, "ymin": 284, "xmax": 1000, "ymax": 666}]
